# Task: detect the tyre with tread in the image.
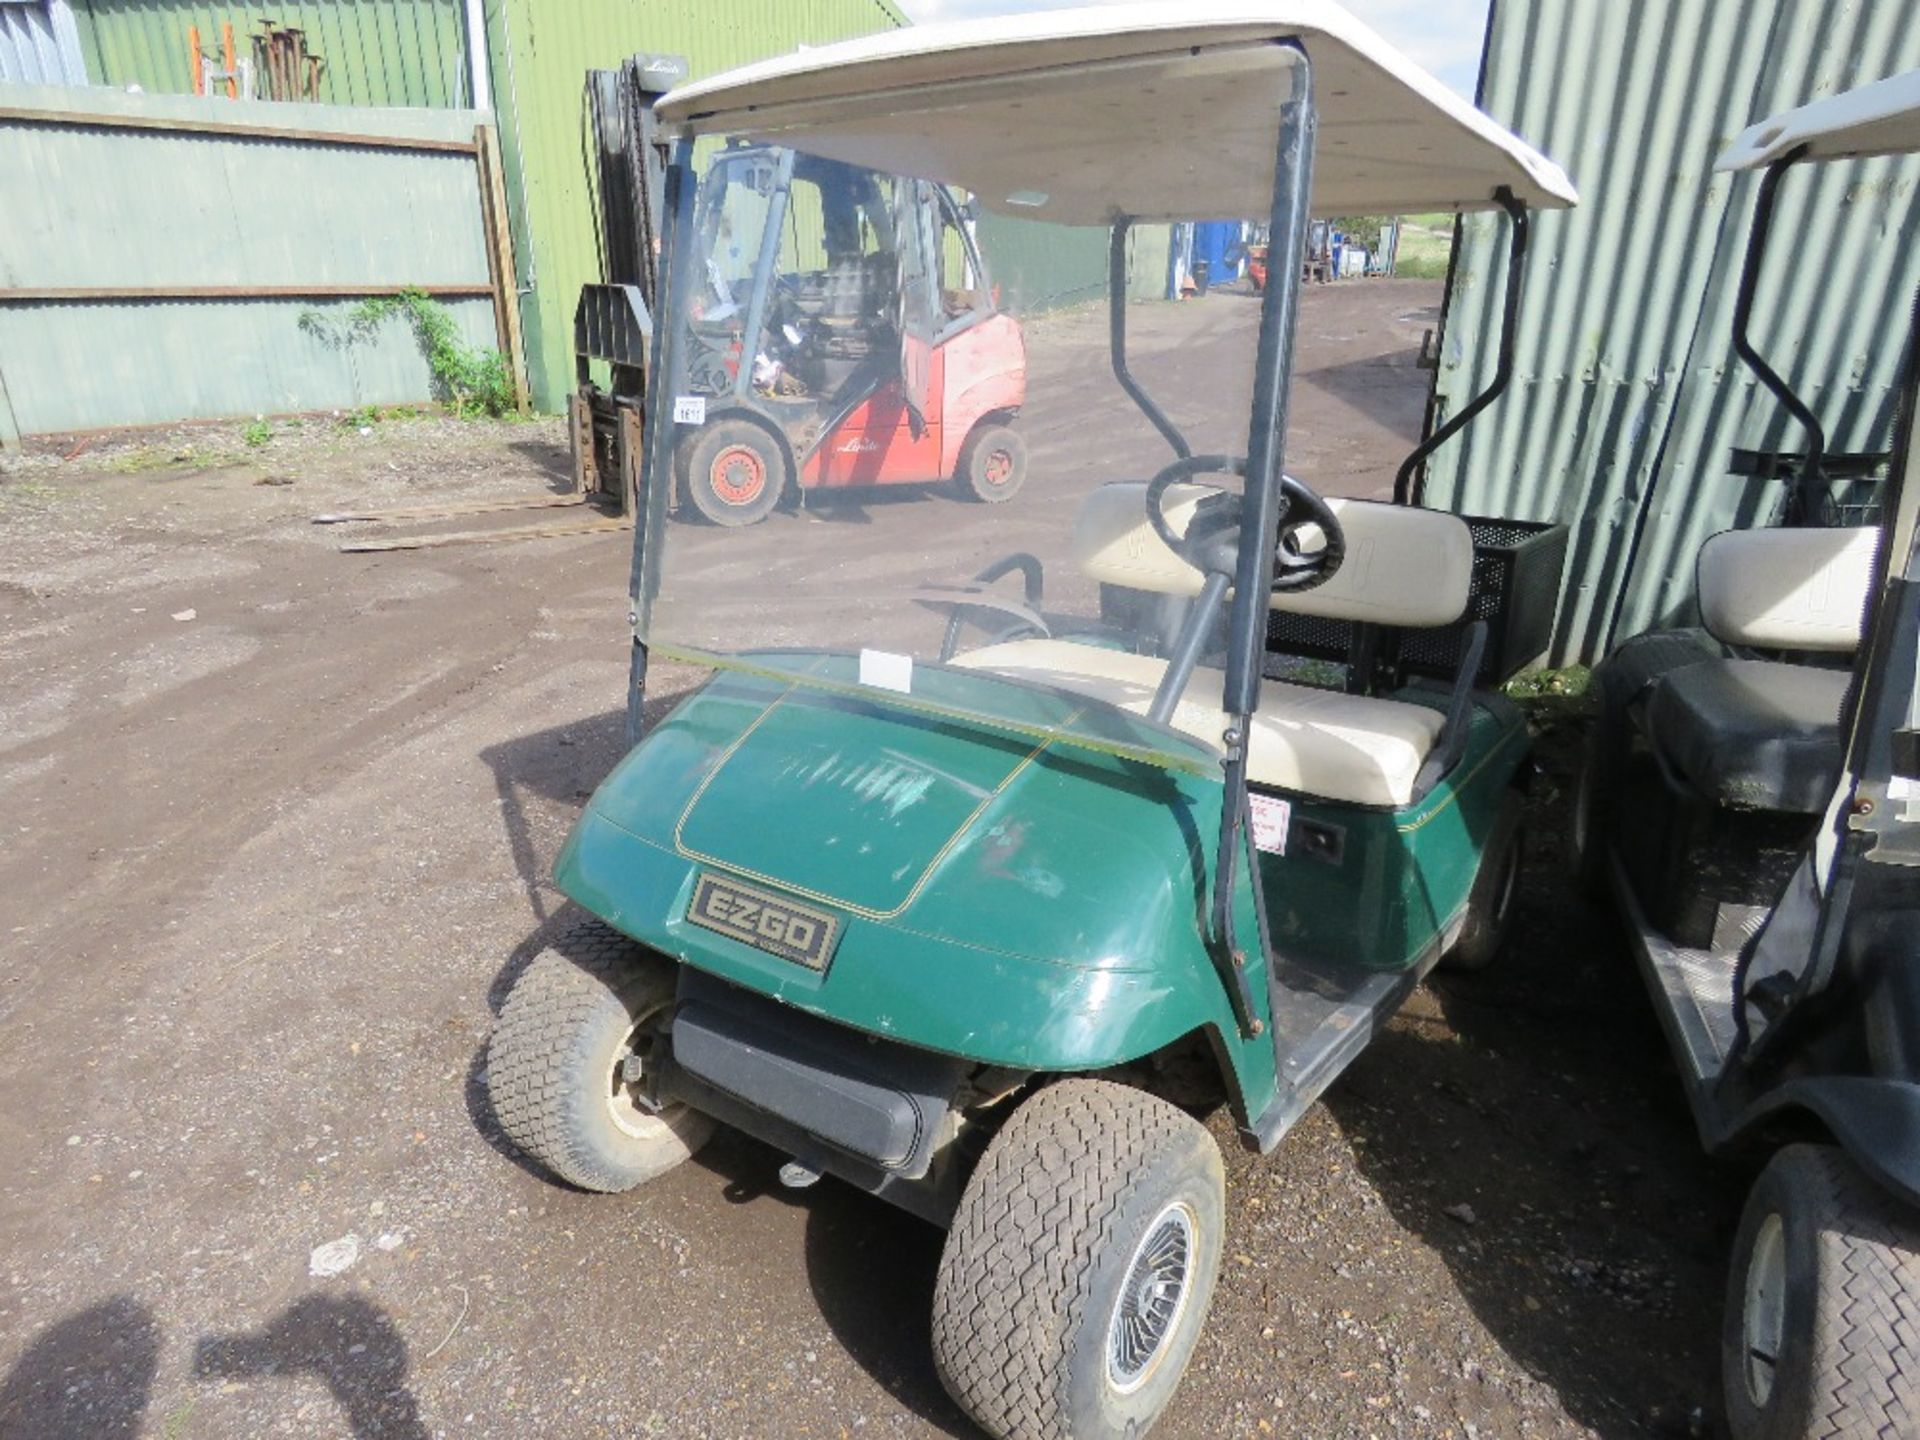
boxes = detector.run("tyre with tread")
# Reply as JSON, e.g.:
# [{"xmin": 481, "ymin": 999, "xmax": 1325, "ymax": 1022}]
[
  {"xmin": 932, "ymin": 1078, "xmax": 1223, "ymax": 1440},
  {"xmin": 1444, "ymin": 791, "xmax": 1524, "ymax": 972},
  {"xmin": 957, "ymin": 422, "xmax": 1028, "ymax": 504},
  {"xmin": 681, "ymin": 418, "xmax": 788, "ymax": 527},
  {"xmin": 1722, "ymin": 1143, "xmax": 1920, "ymax": 1440},
  {"xmin": 486, "ymin": 916, "xmax": 712, "ymax": 1192}
]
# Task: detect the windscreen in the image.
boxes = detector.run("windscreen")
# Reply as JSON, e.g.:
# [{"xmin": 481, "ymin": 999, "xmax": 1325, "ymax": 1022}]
[{"xmin": 638, "ymin": 131, "xmax": 1274, "ymax": 772}]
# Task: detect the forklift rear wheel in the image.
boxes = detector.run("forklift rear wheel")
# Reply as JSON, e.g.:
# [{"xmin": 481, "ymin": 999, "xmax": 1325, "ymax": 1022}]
[
  {"xmin": 486, "ymin": 917, "xmax": 713, "ymax": 1192},
  {"xmin": 1722, "ymin": 1144, "xmax": 1920, "ymax": 1440},
  {"xmin": 957, "ymin": 423, "xmax": 1028, "ymax": 504},
  {"xmin": 1443, "ymin": 793, "xmax": 1524, "ymax": 971},
  {"xmin": 683, "ymin": 421, "xmax": 787, "ymax": 527},
  {"xmin": 931, "ymin": 1079, "xmax": 1223, "ymax": 1440}
]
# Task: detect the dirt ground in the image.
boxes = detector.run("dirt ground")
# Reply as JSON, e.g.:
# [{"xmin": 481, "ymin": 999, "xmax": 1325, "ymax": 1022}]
[{"xmin": 0, "ymin": 278, "xmax": 1743, "ymax": 1440}]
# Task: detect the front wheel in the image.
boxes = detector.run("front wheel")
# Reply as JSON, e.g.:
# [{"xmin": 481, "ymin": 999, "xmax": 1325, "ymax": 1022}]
[
  {"xmin": 681, "ymin": 419, "xmax": 788, "ymax": 526},
  {"xmin": 956, "ymin": 422, "xmax": 1028, "ymax": 504},
  {"xmin": 932, "ymin": 1079, "xmax": 1224, "ymax": 1440},
  {"xmin": 1722, "ymin": 1144, "xmax": 1920, "ymax": 1440},
  {"xmin": 486, "ymin": 917, "xmax": 713, "ymax": 1192}
]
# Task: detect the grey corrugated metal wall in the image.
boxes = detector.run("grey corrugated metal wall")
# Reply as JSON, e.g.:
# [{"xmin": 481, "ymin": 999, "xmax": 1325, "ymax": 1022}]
[
  {"xmin": 1425, "ymin": 0, "xmax": 1920, "ymax": 662},
  {"xmin": 0, "ymin": 84, "xmax": 498, "ymax": 434},
  {"xmin": 0, "ymin": 0, "xmax": 87, "ymax": 83}
]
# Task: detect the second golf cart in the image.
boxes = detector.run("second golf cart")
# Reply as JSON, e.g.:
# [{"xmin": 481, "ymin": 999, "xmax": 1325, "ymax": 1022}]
[
  {"xmin": 1574, "ymin": 69, "xmax": 1920, "ymax": 1440},
  {"xmin": 486, "ymin": 7, "xmax": 1576, "ymax": 1438}
]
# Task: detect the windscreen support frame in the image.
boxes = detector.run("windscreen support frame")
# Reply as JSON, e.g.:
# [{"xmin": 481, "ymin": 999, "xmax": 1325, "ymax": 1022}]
[{"xmin": 1210, "ymin": 42, "xmax": 1317, "ymax": 1043}]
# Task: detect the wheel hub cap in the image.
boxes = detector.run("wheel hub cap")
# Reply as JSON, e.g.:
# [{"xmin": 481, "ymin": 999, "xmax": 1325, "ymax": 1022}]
[
  {"xmin": 1108, "ymin": 1201, "xmax": 1197, "ymax": 1394},
  {"xmin": 711, "ymin": 444, "xmax": 767, "ymax": 505},
  {"xmin": 606, "ymin": 1016, "xmax": 670, "ymax": 1141},
  {"xmin": 1743, "ymin": 1213, "xmax": 1788, "ymax": 1408}
]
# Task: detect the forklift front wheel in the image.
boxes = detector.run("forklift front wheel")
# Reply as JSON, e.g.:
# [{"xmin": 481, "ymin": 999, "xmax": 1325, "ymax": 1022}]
[
  {"xmin": 486, "ymin": 917, "xmax": 714, "ymax": 1193},
  {"xmin": 932, "ymin": 1079, "xmax": 1223, "ymax": 1440},
  {"xmin": 1722, "ymin": 1144, "xmax": 1920, "ymax": 1440},
  {"xmin": 682, "ymin": 420, "xmax": 788, "ymax": 527},
  {"xmin": 957, "ymin": 423, "xmax": 1028, "ymax": 504}
]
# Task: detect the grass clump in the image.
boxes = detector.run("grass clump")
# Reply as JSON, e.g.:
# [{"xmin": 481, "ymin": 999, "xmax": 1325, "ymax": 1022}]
[{"xmin": 302, "ymin": 288, "xmax": 517, "ymax": 419}]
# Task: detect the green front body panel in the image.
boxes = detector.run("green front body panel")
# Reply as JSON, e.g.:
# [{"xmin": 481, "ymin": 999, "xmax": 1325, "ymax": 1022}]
[
  {"xmin": 555, "ymin": 658, "xmax": 1527, "ymax": 1125},
  {"xmin": 1258, "ymin": 701, "xmax": 1528, "ymax": 972}
]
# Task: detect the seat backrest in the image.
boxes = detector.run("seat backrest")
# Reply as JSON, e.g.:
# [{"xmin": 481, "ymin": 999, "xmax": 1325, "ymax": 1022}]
[
  {"xmin": 1697, "ymin": 525, "xmax": 1878, "ymax": 653},
  {"xmin": 1072, "ymin": 481, "xmax": 1474, "ymax": 627}
]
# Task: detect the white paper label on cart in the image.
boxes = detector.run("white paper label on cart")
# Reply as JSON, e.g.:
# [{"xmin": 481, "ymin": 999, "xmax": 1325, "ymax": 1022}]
[
  {"xmin": 672, "ymin": 395, "xmax": 706, "ymax": 425},
  {"xmin": 859, "ymin": 648, "xmax": 913, "ymax": 695},
  {"xmin": 1248, "ymin": 793, "xmax": 1291, "ymax": 855}
]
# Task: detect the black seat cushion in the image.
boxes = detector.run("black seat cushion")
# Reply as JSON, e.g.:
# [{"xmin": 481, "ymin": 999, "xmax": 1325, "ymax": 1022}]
[{"xmin": 1647, "ymin": 659, "xmax": 1850, "ymax": 813}]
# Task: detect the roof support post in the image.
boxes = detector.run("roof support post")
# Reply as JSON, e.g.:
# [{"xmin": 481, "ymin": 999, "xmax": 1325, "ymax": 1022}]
[
  {"xmin": 1394, "ymin": 185, "xmax": 1527, "ymax": 506},
  {"xmin": 1730, "ymin": 148, "xmax": 1828, "ymax": 522},
  {"xmin": 627, "ymin": 136, "xmax": 698, "ymax": 749},
  {"xmin": 1207, "ymin": 43, "xmax": 1315, "ymax": 1040},
  {"xmin": 1109, "ymin": 219, "xmax": 1191, "ymax": 460}
]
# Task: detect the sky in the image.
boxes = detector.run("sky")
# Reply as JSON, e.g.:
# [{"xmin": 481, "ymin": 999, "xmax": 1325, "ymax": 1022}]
[{"xmin": 893, "ymin": 0, "xmax": 1493, "ymax": 97}]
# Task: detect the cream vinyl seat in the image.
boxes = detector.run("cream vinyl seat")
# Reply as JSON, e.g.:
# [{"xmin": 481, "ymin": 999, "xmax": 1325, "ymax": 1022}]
[{"xmin": 951, "ymin": 483, "xmax": 1478, "ymax": 808}]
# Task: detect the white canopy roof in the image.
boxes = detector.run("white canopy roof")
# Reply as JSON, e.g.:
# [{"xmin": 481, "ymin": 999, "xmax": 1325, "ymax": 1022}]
[
  {"xmin": 1717, "ymin": 69, "xmax": 1920, "ymax": 172},
  {"xmin": 657, "ymin": 2, "xmax": 1577, "ymax": 225}
]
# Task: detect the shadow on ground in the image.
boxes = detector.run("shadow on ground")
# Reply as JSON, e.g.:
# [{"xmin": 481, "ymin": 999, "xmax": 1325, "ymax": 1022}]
[
  {"xmin": 506, "ymin": 438, "xmax": 577, "ymax": 491},
  {"xmin": 0, "ymin": 1296, "xmax": 158, "ymax": 1439},
  {"xmin": 194, "ymin": 1293, "xmax": 427, "ymax": 1439},
  {"xmin": 693, "ymin": 1129, "xmax": 977, "ymax": 1438},
  {"xmin": 1326, "ymin": 713, "xmax": 1748, "ymax": 1438}
]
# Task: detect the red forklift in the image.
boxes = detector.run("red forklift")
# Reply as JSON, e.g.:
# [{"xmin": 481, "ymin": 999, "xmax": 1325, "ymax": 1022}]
[{"xmin": 670, "ymin": 144, "xmax": 1028, "ymax": 525}]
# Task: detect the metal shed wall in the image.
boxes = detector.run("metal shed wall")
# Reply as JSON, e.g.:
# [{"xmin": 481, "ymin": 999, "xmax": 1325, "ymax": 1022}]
[
  {"xmin": 1, "ymin": 0, "xmax": 88, "ymax": 84},
  {"xmin": 68, "ymin": 0, "xmax": 471, "ymax": 107},
  {"xmin": 0, "ymin": 84, "xmax": 497, "ymax": 435},
  {"xmin": 976, "ymin": 214, "xmax": 1173, "ymax": 313},
  {"xmin": 482, "ymin": 0, "xmax": 908, "ymax": 413},
  {"xmin": 1424, "ymin": 0, "xmax": 1920, "ymax": 662}
]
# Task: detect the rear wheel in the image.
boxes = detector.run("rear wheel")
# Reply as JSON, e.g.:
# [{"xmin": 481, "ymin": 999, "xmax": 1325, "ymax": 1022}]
[
  {"xmin": 1444, "ymin": 792, "xmax": 1523, "ymax": 971},
  {"xmin": 1722, "ymin": 1144, "xmax": 1920, "ymax": 1440},
  {"xmin": 1567, "ymin": 717, "xmax": 1620, "ymax": 902},
  {"xmin": 486, "ymin": 917, "xmax": 713, "ymax": 1192},
  {"xmin": 957, "ymin": 422, "xmax": 1027, "ymax": 504},
  {"xmin": 682, "ymin": 420, "xmax": 787, "ymax": 526},
  {"xmin": 932, "ymin": 1079, "xmax": 1223, "ymax": 1440}
]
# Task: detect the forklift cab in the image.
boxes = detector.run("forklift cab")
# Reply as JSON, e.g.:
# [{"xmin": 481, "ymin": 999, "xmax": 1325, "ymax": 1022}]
[
  {"xmin": 673, "ymin": 139, "xmax": 1026, "ymax": 523},
  {"xmin": 1576, "ymin": 68, "xmax": 1920, "ymax": 1440}
]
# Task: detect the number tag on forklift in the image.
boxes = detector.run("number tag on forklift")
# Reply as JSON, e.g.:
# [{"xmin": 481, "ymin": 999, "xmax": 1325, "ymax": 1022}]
[
  {"xmin": 673, "ymin": 395, "xmax": 706, "ymax": 425},
  {"xmin": 1248, "ymin": 793, "xmax": 1291, "ymax": 855}
]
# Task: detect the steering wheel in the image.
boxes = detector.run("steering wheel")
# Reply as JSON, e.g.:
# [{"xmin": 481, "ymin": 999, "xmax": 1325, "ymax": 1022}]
[{"xmin": 1144, "ymin": 455, "xmax": 1345, "ymax": 592}]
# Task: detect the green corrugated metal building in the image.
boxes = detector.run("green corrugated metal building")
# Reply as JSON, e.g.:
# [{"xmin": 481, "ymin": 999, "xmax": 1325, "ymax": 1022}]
[
  {"xmin": 1428, "ymin": 0, "xmax": 1920, "ymax": 663},
  {"xmin": 59, "ymin": 0, "xmax": 911, "ymax": 411},
  {"xmin": 477, "ymin": 0, "xmax": 909, "ymax": 411}
]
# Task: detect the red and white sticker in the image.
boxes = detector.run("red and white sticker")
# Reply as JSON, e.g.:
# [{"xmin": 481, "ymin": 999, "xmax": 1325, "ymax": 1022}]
[{"xmin": 1248, "ymin": 793, "xmax": 1291, "ymax": 855}]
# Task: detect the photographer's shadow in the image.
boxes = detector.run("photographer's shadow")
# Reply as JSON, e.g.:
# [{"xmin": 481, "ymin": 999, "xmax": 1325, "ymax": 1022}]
[{"xmin": 193, "ymin": 1293, "xmax": 426, "ymax": 1440}]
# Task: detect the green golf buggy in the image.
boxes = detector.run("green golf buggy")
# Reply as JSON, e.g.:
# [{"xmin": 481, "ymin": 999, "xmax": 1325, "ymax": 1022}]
[
  {"xmin": 486, "ymin": 6, "xmax": 1577, "ymax": 1437},
  {"xmin": 1574, "ymin": 70, "xmax": 1920, "ymax": 1440}
]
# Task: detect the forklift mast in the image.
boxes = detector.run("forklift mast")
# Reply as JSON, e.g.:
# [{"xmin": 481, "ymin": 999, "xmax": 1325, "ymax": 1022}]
[{"xmin": 573, "ymin": 54, "xmax": 689, "ymax": 509}]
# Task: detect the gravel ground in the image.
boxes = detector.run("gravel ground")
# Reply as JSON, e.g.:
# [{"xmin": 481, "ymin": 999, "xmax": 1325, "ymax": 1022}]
[{"xmin": 1, "ymin": 280, "xmax": 1743, "ymax": 1440}]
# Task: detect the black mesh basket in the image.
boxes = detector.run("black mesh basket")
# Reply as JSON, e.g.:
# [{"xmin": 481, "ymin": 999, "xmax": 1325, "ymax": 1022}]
[{"xmin": 1265, "ymin": 516, "xmax": 1570, "ymax": 688}]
